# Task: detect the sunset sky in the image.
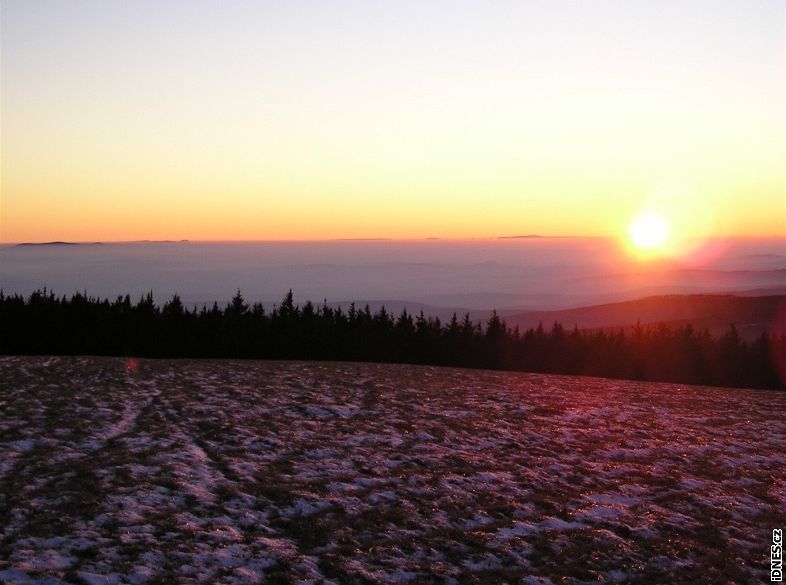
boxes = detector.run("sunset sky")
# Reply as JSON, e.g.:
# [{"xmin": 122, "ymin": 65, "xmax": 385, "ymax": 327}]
[{"xmin": 1, "ymin": 0, "xmax": 784, "ymax": 243}]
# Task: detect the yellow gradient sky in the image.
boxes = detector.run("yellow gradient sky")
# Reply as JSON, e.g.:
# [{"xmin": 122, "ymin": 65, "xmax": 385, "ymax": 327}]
[{"xmin": 1, "ymin": 0, "xmax": 784, "ymax": 243}]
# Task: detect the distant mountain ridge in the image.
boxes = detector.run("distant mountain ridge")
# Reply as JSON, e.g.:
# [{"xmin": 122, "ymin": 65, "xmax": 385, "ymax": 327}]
[
  {"xmin": 505, "ymin": 294, "xmax": 786, "ymax": 341},
  {"xmin": 14, "ymin": 240, "xmax": 188, "ymax": 246},
  {"xmin": 15, "ymin": 241, "xmax": 87, "ymax": 246}
]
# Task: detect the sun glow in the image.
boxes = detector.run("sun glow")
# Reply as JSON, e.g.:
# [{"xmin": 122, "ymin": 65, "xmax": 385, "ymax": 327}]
[
  {"xmin": 1, "ymin": 3, "xmax": 783, "ymax": 243},
  {"xmin": 628, "ymin": 213, "xmax": 670, "ymax": 251}
]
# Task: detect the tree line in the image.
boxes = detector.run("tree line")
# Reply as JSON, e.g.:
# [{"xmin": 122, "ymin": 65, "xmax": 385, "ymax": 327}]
[{"xmin": 1, "ymin": 289, "xmax": 783, "ymax": 390}]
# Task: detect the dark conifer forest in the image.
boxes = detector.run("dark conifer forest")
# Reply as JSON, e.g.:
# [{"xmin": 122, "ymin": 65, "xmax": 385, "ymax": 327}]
[{"xmin": 1, "ymin": 289, "xmax": 783, "ymax": 390}]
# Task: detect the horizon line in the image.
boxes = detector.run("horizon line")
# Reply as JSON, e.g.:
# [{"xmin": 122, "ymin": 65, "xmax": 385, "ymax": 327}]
[{"xmin": 3, "ymin": 234, "xmax": 785, "ymax": 246}]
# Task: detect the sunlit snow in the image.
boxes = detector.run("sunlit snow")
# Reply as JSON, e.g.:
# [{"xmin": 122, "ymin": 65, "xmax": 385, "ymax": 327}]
[{"xmin": 0, "ymin": 357, "xmax": 783, "ymax": 583}]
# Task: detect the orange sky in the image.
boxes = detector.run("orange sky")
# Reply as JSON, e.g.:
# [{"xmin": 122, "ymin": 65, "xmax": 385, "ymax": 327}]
[{"xmin": 1, "ymin": 1, "xmax": 784, "ymax": 244}]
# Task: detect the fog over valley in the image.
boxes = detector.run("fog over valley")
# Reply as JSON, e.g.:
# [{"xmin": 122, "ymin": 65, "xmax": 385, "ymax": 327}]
[{"xmin": 1, "ymin": 239, "xmax": 783, "ymax": 317}]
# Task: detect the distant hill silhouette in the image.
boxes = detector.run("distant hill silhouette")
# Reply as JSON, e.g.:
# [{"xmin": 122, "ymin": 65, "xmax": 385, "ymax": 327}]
[
  {"xmin": 16, "ymin": 241, "xmax": 85, "ymax": 247},
  {"xmin": 570, "ymin": 269, "xmax": 786, "ymax": 297},
  {"xmin": 14, "ymin": 240, "xmax": 188, "ymax": 247},
  {"xmin": 506, "ymin": 294, "xmax": 786, "ymax": 342}
]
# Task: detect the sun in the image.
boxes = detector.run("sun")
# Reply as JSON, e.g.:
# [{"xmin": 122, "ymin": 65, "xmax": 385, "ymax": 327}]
[{"xmin": 628, "ymin": 213, "xmax": 669, "ymax": 250}]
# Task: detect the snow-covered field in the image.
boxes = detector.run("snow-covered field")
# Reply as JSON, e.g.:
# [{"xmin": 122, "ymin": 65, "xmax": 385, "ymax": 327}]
[{"xmin": 0, "ymin": 356, "xmax": 783, "ymax": 584}]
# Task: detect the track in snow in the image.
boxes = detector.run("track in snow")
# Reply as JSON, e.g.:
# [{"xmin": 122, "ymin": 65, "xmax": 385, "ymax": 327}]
[{"xmin": 0, "ymin": 356, "xmax": 784, "ymax": 584}]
